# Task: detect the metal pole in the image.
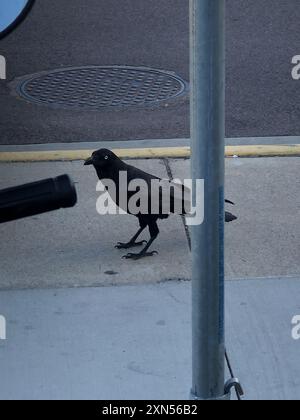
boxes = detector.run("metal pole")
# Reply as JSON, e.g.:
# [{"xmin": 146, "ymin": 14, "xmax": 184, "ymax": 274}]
[{"xmin": 190, "ymin": 0, "xmax": 227, "ymax": 400}]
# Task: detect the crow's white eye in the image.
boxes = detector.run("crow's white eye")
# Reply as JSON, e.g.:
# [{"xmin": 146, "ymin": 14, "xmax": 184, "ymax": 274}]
[{"xmin": 104, "ymin": 156, "xmax": 109, "ymax": 160}]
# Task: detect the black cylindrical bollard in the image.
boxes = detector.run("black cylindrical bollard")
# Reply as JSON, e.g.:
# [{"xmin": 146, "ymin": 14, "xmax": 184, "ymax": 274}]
[{"xmin": 0, "ymin": 175, "xmax": 77, "ymax": 224}]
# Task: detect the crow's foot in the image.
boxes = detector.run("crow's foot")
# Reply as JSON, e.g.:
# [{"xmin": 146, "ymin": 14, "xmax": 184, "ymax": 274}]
[
  {"xmin": 122, "ymin": 251, "xmax": 158, "ymax": 260},
  {"xmin": 115, "ymin": 240, "xmax": 147, "ymax": 250}
]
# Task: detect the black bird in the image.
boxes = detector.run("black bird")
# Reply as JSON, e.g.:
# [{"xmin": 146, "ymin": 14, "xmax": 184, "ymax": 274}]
[{"xmin": 84, "ymin": 149, "xmax": 237, "ymax": 260}]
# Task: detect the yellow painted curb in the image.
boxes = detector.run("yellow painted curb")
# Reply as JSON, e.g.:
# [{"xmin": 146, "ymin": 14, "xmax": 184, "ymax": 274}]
[
  {"xmin": 0, "ymin": 145, "xmax": 299, "ymax": 163},
  {"xmin": 226, "ymin": 144, "xmax": 300, "ymax": 157}
]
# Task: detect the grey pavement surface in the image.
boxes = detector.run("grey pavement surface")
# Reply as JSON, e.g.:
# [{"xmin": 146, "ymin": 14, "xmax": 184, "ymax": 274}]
[
  {"xmin": 0, "ymin": 157, "xmax": 299, "ymax": 290},
  {"xmin": 171, "ymin": 157, "xmax": 300, "ymax": 280},
  {"xmin": 1, "ymin": 135, "xmax": 300, "ymax": 153},
  {"xmin": 1, "ymin": 0, "xmax": 300, "ymax": 145},
  {"xmin": 1, "ymin": 277, "xmax": 300, "ymax": 400},
  {"xmin": 0, "ymin": 159, "xmax": 191, "ymax": 290}
]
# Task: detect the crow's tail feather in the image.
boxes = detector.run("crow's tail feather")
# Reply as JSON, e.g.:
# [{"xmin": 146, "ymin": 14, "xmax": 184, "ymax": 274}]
[{"xmin": 225, "ymin": 211, "xmax": 238, "ymax": 223}]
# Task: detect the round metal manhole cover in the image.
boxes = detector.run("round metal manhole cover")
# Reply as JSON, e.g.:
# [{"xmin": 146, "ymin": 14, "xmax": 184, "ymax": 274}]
[{"xmin": 16, "ymin": 66, "xmax": 188, "ymax": 110}]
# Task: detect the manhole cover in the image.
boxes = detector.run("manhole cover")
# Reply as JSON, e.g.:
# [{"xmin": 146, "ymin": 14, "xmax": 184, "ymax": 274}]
[{"xmin": 16, "ymin": 66, "xmax": 188, "ymax": 110}]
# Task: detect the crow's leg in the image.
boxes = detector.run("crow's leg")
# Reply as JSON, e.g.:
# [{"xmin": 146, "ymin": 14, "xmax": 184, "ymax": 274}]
[
  {"xmin": 123, "ymin": 220, "xmax": 159, "ymax": 260},
  {"xmin": 115, "ymin": 226, "xmax": 147, "ymax": 250}
]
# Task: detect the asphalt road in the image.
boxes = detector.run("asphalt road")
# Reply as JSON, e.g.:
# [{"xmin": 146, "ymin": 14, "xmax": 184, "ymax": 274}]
[{"xmin": 0, "ymin": 0, "xmax": 300, "ymax": 145}]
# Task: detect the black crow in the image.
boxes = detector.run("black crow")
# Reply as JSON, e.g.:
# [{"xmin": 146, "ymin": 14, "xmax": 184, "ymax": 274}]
[{"xmin": 84, "ymin": 149, "xmax": 237, "ymax": 260}]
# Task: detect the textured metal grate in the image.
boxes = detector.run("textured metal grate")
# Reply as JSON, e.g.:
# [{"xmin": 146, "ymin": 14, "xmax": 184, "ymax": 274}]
[{"xmin": 17, "ymin": 66, "xmax": 188, "ymax": 110}]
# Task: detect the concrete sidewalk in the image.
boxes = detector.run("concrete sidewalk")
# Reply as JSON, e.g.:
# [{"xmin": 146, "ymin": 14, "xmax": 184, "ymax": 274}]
[
  {"xmin": 0, "ymin": 155, "xmax": 300, "ymax": 400},
  {"xmin": 1, "ymin": 135, "xmax": 299, "ymax": 153},
  {"xmin": 1, "ymin": 277, "xmax": 300, "ymax": 400},
  {"xmin": 0, "ymin": 156, "xmax": 299, "ymax": 290}
]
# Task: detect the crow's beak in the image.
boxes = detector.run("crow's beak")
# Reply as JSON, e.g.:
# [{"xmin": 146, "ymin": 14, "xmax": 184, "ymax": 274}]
[{"xmin": 84, "ymin": 157, "xmax": 93, "ymax": 166}]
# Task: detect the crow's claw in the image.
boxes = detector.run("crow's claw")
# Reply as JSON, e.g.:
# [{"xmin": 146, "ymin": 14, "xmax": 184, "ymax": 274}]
[
  {"xmin": 122, "ymin": 251, "xmax": 158, "ymax": 260},
  {"xmin": 115, "ymin": 240, "xmax": 147, "ymax": 250}
]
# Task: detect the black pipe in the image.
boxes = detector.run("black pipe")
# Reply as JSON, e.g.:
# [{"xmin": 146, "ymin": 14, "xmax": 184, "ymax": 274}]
[{"xmin": 0, "ymin": 175, "xmax": 77, "ymax": 224}]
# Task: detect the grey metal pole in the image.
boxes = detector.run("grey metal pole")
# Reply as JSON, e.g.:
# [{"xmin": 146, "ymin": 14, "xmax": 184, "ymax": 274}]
[{"xmin": 190, "ymin": 0, "xmax": 227, "ymax": 400}]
